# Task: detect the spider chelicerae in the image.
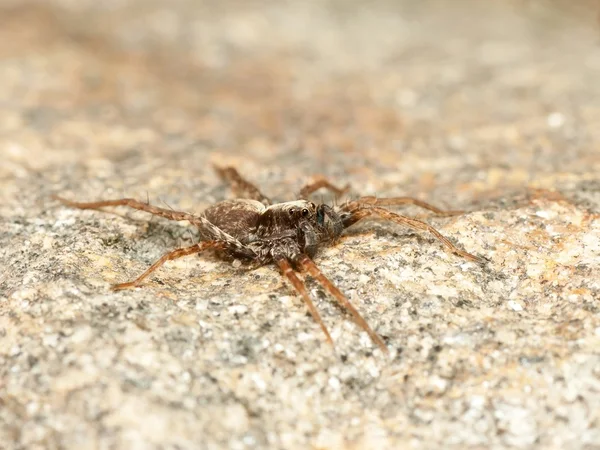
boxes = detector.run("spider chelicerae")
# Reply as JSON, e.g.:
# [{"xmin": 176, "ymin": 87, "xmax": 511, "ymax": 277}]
[{"xmin": 54, "ymin": 166, "xmax": 483, "ymax": 354}]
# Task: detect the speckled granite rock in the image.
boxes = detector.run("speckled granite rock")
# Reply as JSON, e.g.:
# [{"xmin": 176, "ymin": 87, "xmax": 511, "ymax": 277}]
[{"xmin": 1, "ymin": 0, "xmax": 600, "ymax": 449}]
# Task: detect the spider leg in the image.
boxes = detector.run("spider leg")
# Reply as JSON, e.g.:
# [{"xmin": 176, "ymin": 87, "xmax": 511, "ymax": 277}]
[
  {"xmin": 276, "ymin": 258, "xmax": 334, "ymax": 347},
  {"xmin": 298, "ymin": 178, "xmax": 350, "ymax": 200},
  {"xmin": 213, "ymin": 165, "xmax": 271, "ymax": 204},
  {"xmin": 193, "ymin": 215, "xmax": 257, "ymax": 259},
  {"xmin": 55, "ymin": 194, "xmax": 256, "ymax": 259},
  {"xmin": 347, "ymin": 196, "xmax": 463, "ymax": 217},
  {"xmin": 295, "ymin": 254, "xmax": 388, "ymax": 354},
  {"xmin": 112, "ymin": 240, "xmax": 224, "ymax": 290},
  {"xmin": 53, "ymin": 196, "xmax": 199, "ymax": 223},
  {"xmin": 344, "ymin": 206, "xmax": 482, "ymax": 263}
]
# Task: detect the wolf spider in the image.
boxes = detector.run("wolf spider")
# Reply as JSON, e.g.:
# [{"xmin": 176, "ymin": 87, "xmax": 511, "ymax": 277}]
[{"xmin": 54, "ymin": 166, "xmax": 482, "ymax": 354}]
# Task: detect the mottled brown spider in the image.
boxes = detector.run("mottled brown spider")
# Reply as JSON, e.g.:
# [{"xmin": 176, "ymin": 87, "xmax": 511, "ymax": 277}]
[{"xmin": 54, "ymin": 166, "xmax": 483, "ymax": 354}]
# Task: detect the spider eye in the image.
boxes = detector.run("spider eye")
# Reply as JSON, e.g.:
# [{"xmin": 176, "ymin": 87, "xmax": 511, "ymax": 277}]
[
  {"xmin": 301, "ymin": 208, "xmax": 309, "ymax": 216},
  {"xmin": 289, "ymin": 209, "xmax": 296, "ymax": 216}
]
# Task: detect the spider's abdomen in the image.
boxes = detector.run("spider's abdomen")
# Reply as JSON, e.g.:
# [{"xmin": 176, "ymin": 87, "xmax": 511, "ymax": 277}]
[{"xmin": 200, "ymin": 199, "xmax": 265, "ymax": 242}]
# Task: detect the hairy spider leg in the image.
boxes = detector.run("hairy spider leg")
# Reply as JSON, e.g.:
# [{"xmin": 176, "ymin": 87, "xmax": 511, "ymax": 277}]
[
  {"xmin": 54, "ymin": 195, "xmax": 256, "ymax": 257},
  {"xmin": 52, "ymin": 196, "xmax": 201, "ymax": 223},
  {"xmin": 213, "ymin": 165, "xmax": 271, "ymax": 205},
  {"xmin": 276, "ymin": 258, "xmax": 334, "ymax": 347},
  {"xmin": 113, "ymin": 241, "xmax": 225, "ymax": 290},
  {"xmin": 352, "ymin": 196, "xmax": 463, "ymax": 217},
  {"xmin": 296, "ymin": 254, "xmax": 389, "ymax": 354},
  {"xmin": 298, "ymin": 178, "xmax": 350, "ymax": 200},
  {"xmin": 342, "ymin": 206, "xmax": 482, "ymax": 263}
]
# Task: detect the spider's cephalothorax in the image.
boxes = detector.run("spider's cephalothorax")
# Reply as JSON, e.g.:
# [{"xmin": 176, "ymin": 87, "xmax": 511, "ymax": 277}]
[{"xmin": 54, "ymin": 166, "xmax": 483, "ymax": 354}]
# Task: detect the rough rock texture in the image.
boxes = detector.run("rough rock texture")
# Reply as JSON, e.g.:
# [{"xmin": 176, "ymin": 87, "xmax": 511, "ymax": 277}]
[{"xmin": 1, "ymin": 0, "xmax": 600, "ymax": 449}]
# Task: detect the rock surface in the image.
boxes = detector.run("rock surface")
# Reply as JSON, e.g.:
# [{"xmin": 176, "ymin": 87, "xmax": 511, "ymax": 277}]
[{"xmin": 1, "ymin": 0, "xmax": 600, "ymax": 448}]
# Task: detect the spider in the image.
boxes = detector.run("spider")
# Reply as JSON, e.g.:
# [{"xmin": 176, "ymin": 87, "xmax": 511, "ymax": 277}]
[{"xmin": 54, "ymin": 166, "xmax": 483, "ymax": 354}]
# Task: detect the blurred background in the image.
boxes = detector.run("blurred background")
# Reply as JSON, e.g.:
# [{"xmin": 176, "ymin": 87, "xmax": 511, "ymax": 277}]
[{"xmin": 1, "ymin": 0, "xmax": 599, "ymax": 211}]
